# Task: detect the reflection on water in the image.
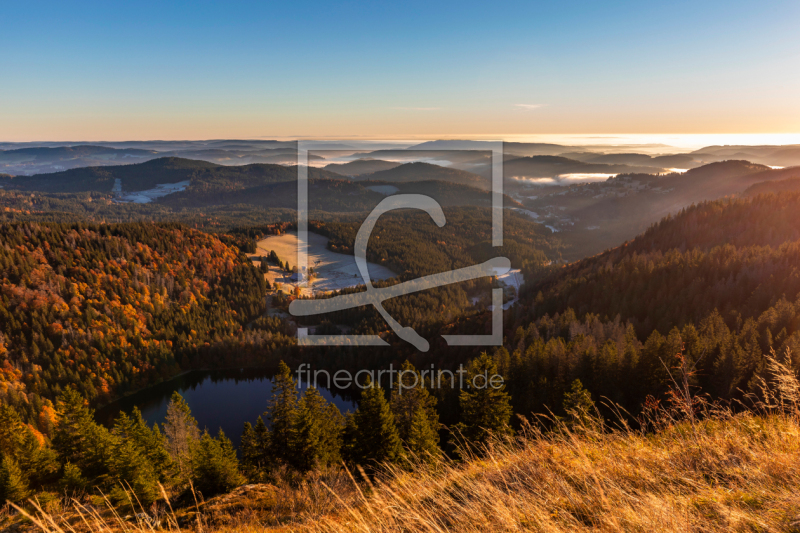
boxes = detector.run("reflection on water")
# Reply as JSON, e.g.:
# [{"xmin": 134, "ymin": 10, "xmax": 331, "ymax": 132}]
[{"xmin": 95, "ymin": 369, "xmax": 357, "ymax": 449}]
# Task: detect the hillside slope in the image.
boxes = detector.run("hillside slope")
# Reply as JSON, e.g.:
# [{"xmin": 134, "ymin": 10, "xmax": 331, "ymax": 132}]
[
  {"xmin": 523, "ymin": 192, "xmax": 800, "ymax": 334},
  {"xmin": 526, "ymin": 160, "xmax": 775, "ymax": 259},
  {"xmin": 0, "ymin": 222, "xmax": 284, "ymax": 433},
  {"xmin": 359, "ymin": 162, "xmax": 490, "ymax": 189},
  {"xmin": 324, "ymin": 159, "xmax": 401, "ymax": 176},
  {"xmin": 2, "ymin": 157, "xmax": 342, "ymax": 194}
]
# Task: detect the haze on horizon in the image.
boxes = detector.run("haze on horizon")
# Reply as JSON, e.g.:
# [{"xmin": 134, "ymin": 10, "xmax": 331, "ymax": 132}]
[{"xmin": 2, "ymin": 0, "xmax": 799, "ymax": 142}]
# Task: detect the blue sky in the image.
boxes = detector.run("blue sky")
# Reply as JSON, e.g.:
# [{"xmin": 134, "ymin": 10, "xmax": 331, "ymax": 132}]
[{"xmin": 2, "ymin": 0, "xmax": 799, "ymax": 140}]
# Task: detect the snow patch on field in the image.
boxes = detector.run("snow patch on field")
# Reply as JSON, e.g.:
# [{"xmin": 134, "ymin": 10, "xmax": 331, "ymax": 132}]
[
  {"xmin": 116, "ymin": 180, "xmax": 190, "ymax": 203},
  {"xmin": 509, "ymin": 207, "xmax": 539, "ymax": 219},
  {"xmin": 490, "ymin": 269, "xmax": 525, "ymax": 310},
  {"xmin": 252, "ymin": 232, "xmax": 396, "ymax": 295}
]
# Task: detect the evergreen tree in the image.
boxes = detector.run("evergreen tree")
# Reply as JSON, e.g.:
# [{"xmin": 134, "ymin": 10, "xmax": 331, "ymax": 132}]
[
  {"xmin": 128, "ymin": 408, "xmax": 172, "ymax": 480},
  {"xmin": 163, "ymin": 392, "xmax": 199, "ymax": 480},
  {"xmin": 61, "ymin": 462, "xmax": 87, "ymax": 493},
  {"xmin": 52, "ymin": 389, "xmax": 112, "ymax": 478},
  {"xmin": 562, "ymin": 379, "xmax": 599, "ymax": 429},
  {"xmin": 191, "ymin": 429, "xmax": 244, "ymax": 496},
  {"xmin": 0, "ymin": 455, "xmax": 29, "ymax": 503},
  {"xmin": 0, "ymin": 405, "xmax": 24, "ymax": 458},
  {"xmin": 0, "ymin": 405, "xmax": 58, "ymax": 488},
  {"xmin": 106, "ymin": 437, "xmax": 160, "ymax": 507},
  {"xmin": 291, "ymin": 387, "xmax": 344, "ymax": 472},
  {"xmin": 347, "ymin": 380, "xmax": 403, "ymax": 467},
  {"xmin": 266, "ymin": 361, "xmax": 298, "ymax": 466},
  {"xmin": 455, "ymin": 353, "xmax": 513, "ymax": 452},
  {"xmin": 390, "ymin": 361, "xmax": 440, "ymax": 461},
  {"xmin": 407, "ymin": 408, "xmax": 441, "ymax": 463},
  {"xmin": 16, "ymin": 428, "xmax": 58, "ymax": 488},
  {"xmin": 240, "ymin": 417, "xmax": 271, "ymax": 479},
  {"xmin": 240, "ymin": 422, "xmax": 258, "ymax": 478}
]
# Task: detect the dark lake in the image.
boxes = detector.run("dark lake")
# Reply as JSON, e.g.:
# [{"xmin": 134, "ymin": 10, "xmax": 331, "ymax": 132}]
[{"xmin": 95, "ymin": 368, "xmax": 358, "ymax": 449}]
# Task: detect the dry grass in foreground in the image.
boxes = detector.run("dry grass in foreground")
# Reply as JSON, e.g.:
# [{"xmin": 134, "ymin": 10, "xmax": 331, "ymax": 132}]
[{"xmin": 10, "ymin": 354, "xmax": 800, "ymax": 532}]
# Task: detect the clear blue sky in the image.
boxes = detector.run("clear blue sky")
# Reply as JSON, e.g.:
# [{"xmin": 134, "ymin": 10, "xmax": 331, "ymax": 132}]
[{"xmin": 2, "ymin": 0, "xmax": 799, "ymax": 140}]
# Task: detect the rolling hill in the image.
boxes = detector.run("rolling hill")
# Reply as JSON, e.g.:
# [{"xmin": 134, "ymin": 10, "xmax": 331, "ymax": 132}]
[
  {"xmin": 522, "ymin": 160, "xmax": 775, "ymax": 259},
  {"xmin": 358, "ymin": 162, "xmax": 490, "ymax": 189},
  {"xmin": 504, "ymin": 155, "xmax": 667, "ymax": 179},
  {"xmin": 324, "ymin": 159, "xmax": 402, "ymax": 176},
  {"xmin": 2, "ymin": 157, "xmax": 341, "ymax": 195}
]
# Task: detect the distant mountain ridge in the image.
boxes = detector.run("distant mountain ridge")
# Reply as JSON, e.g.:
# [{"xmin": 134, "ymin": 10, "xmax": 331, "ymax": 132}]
[
  {"xmin": 324, "ymin": 159, "xmax": 402, "ymax": 176},
  {"xmin": 1, "ymin": 156, "xmax": 521, "ymax": 213},
  {"xmin": 358, "ymin": 162, "xmax": 490, "ymax": 189}
]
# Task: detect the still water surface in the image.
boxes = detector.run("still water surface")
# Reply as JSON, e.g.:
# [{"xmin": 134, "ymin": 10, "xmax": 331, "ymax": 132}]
[{"xmin": 95, "ymin": 369, "xmax": 357, "ymax": 449}]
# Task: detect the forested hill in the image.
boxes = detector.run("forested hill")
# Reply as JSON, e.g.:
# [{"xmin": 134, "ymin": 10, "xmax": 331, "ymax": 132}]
[
  {"xmin": 313, "ymin": 207, "xmax": 557, "ymax": 279},
  {"xmin": 1, "ymin": 157, "xmax": 343, "ymax": 194},
  {"xmin": 0, "ymin": 157, "xmax": 522, "ymax": 213},
  {"xmin": 358, "ymin": 162, "xmax": 490, "ymax": 189},
  {"xmin": 523, "ymin": 192, "xmax": 800, "ymax": 334},
  {"xmin": 0, "ymin": 222, "xmax": 288, "ymax": 435}
]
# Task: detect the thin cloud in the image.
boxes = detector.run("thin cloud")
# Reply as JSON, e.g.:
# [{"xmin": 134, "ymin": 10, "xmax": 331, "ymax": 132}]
[{"xmin": 515, "ymin": 104, "xmax": 546, "ymax": 110}]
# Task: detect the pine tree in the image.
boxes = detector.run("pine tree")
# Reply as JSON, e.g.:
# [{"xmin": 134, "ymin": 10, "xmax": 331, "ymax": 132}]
[
  {"xmin": 348, "ymin": 380, "xmax": 403, "ymax": 467},
  {"xmin": 266, "ymin": 361, "xmax": 298, "ymax": 466},
  {"xmin": 562, "ymin": 379, "xmax": 598, "ymax": 429},
  {"xmin": 106, "ymin": 437, "xmax": 160, "ymax": 507},
  {"xmin": 16, "ymin": 428, "xmax": 58, "ymax": 488},
  {"xmin": 163, "ymin": 392, "xmax": 199, "ymax": 481},
  {"xmin": 128, "ymin": 408, "xmax": 172, "ymax": 480},
  {"xmin": 191, "ymin": 429, "xmax": 244, "ymax": 496},
  {"xmin": 61, "ymin": 462, "xmax": 86, "ymax": 492},
  {"xmin": 390, "ymin": 361, "xmax": 440, "ymax": 461},
  {"xmin": 240, "ymin": 422, "xmax": 258, "ymax": 478},
  {"xmin": 0, "ymin": 405, "xmax": 24, "ymax": 458},
  {"xmin": 240, "ymin": 418, "xmax": 271, "ymax": 479},
  {"xmin": 455, "ymin": 353, "xmax": 513, "ymax": 453},
  {"xmin": 52, "ymin": 389, "xmax": 112, "ymax": 477},
  {"xmin": 407, "ymin": 408, "xmax": 441, "ymax": 462},
  {"xmin": 0, "ymin": 455, "xmax": 30, "ymax": 504},
  {"xmin": 291, "ymin": 387, "xmax": 344, "ymax": 472},
  {"xmin": 0, "ymin": 405, "xmax": 58, "ymax": 488}
]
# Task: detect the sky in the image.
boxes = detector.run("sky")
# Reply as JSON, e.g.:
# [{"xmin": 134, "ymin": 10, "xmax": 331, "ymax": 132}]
[{"xmin": 2, "ymin": 0, "xmax": 799, "ymax": 142}]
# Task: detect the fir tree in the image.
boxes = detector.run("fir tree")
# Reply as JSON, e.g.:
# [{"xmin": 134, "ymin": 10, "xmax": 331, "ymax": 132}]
[
  {"xmin": 407, "ymin": 408, "xmax": 441, "ymax": 463},
  {"xmin": 0, "ymin": 455, "xmax": 29, "ymax": 504},
  {"xmin": 347, "ymin": 380, "xmax": 403, "ymax": 467},
  {"xmin": 16, "ymin": 428, "xmax": 58, "ymax": 488},
  {"xmin": 52, "ymin": 389, "xmax": 112, "ymax": 477},
  {"xmin": 128, "ymin": 408, "xmax": 172, "ymax": 480},
  {"xmin": 240, "ymin": 422, "xmax": 259, "ymax": 479},
  {"xmin": 291, "ymin": 387, "xmax": 344, "ymax": 472},
  {"xmin": 61, "ymin": 462, "xmax": 86, "ymax": 493},
  {"xmin": 0, "ymin": 405, "xmax": 24, "ymax": 458},
  {"xmin": 163, "ymin": 392, "xmax": 199, "ymax": 481},
  {"xmin": 106, "ymin": 438, "xmax": 160, "ymax": 507},
  {"xmin": 455, "ymin": 353, "xmax": 513, "ymax": 453},
  {"xmin": 191, "ymin": 429, "xmax": 244, "ymax": 496},
  {"xmin": 240, "ymin": 418, "xmax": 271, "ymax": 479},
  {"xmin": 390, "ymin": 360, "xmax": 440, "ymax": 461},
  {"xmin": 562, "ymin": 379, "xmax": 599, "ymax": 429},
  {"xmin": 266, "ymin": 361, "xmax": 298, "ymax": 466}
]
